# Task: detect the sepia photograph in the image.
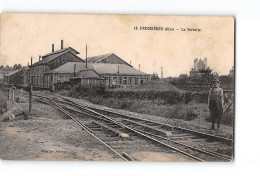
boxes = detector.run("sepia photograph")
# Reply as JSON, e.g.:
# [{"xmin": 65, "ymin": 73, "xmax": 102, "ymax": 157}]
[{"xmin": 0, "ymin": 13, "xmax": 234, "ymax": 162}]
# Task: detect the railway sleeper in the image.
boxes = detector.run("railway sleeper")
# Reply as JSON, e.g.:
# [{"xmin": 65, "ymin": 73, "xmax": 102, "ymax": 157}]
[
  {"xmin": 121, "ymin": 119, "xmax": 172, "ymax": 137},
  {"xmin": 91, "ymin": 120, "xmax": 129, "ymax": 139}
]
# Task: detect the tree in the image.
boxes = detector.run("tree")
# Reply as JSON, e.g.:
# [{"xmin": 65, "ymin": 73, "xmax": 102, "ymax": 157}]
[
  {"xmin": 5, "ymin": 65, "xmax": 10, "ymax": 71},
  {"xmin": 151, "ymin": 72, "xmax": 159, "ymax": 80}
]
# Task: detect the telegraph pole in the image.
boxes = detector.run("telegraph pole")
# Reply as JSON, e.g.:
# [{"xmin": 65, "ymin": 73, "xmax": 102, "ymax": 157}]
[{"xmin": 160, "ymin": 67, "xmax": 163, "ymax": 79}]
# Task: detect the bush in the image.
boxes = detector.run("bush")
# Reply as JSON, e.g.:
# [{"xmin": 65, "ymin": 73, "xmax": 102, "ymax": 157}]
[
  {"xmin": 0, "ymin": 97, "xmax": 7, "ymax": 114},
  {"xmin": 184, "ymin": 92, "xmax": 193, "ymax": 104},
  {"xmin": 185, "ymin": 108, "xmax": 198, "ymax": 121},
  {"xmin": 163, "ymin": 91, "xmax": 183, "ymax": 105}
]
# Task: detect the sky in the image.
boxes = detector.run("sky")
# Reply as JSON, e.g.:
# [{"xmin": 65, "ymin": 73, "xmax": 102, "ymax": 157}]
[{"xmin": 0, "ymin": 13, "xmax": 234, "ymax": 77}]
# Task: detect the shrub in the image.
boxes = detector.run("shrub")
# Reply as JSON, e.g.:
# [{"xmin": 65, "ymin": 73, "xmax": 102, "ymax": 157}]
[
  {"xmin": 163, "ymin": 91, "xmax": 183, "ymax": 105},
  {"xmin": 119, "ymin": 99, "xmax": 132, "ymax": 109},
  {"xmin": 185, "ymin": 108, "xmax": 198, "ymax": 121},
  {"xmin": 0, "ymin": 97, "xmax": 7, "ymax": 114},
  {"xmin": 184, "ymin": 92, "xmax": 193, "ymax": 104}
]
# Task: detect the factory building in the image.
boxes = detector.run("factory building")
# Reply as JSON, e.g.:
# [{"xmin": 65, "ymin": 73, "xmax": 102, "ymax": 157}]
[
  {"xmin": 28, "ymin": 40, "xmax": 84, "ymax": 88},
  {"xmin": 49, "ymin": 60, "xmax": 150, "ymax": 88},
  {"xmin": 5, "ymin": 40, "xmax": 151, "ymax": 89}
]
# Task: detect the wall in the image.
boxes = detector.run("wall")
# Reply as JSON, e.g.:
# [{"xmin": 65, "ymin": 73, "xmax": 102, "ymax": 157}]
[
  {"xmin": 46, "ymin": 52, "xmax": 83, "ymax": 70},
  {"xmin": 29, "ymin": 52, "xmax": 83, "ymax": 88},
  {"xmin": 103, "ymin": 75, "xmax": 151, "ymax": 88}
]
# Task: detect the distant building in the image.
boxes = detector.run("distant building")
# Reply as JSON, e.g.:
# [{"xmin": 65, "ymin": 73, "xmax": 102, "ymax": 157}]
[
  {"xmin": 4, "ymin": 67, "xmax": 29, "ymax": 86},
  {"xmin": 190, "ymin": 58, "xmax": 209, "ymax": 77}
]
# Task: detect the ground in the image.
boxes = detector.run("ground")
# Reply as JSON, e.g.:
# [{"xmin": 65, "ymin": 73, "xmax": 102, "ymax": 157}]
[
  {"xmin": 0, "ymin": 89, "xmax": 233, "ymax": 161},
  {"xmin": 0, "ymin": 90, "xmax": 192, "ymax": 161}
]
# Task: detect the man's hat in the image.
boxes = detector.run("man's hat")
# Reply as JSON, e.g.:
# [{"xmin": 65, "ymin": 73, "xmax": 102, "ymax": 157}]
[{"xmin": 212, "ymin": 78, "xmax": 220, "ymax": 83}]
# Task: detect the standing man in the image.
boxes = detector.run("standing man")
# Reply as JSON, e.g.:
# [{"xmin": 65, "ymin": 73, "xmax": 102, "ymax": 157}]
[{"xmin": 208, "ymin": 78, "xmax": 224, "ymax": 130}]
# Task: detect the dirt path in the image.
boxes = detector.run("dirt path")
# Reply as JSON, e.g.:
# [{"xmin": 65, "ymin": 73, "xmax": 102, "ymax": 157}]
[
  {"xmin": 0, "ymin": 92, "xmax": 192, "ymax": 161},
  {"xmin": 0, "ymin": 99, "xmax": 121, "ymax": 161}
]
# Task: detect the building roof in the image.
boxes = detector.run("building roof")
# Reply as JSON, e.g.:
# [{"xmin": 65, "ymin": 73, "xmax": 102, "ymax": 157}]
[
  {"xmin": 75, "ymin": 69, "xmax": 103, "ymax": 79},
  {"xmin": 31, "ymin": 47, "xmax": 82, "ymax": 67},
  {"xmin": 91, "ymin": 63, "xmax": 148, "ymax": 76},
  {"xmin": 87, "ymin": 53, "xmax": 112, "ymax": 63},
  {"xmin": 48, "ymin": 62, "xmax": 88, "ymax": 74},
  {"xmin": 47, "ymin": 62, "xmax": 149, "ymax": 76},
  {"xmin": 5, "ymin": 69, "xmax": 22, "ymax": 76},
  {"xmin": 42, "ymin": 47, "xmax": 80, "ymax": 58},
  {"xmin": 87, "ymin": 53, "xmax": 131, "ymax": 67}
]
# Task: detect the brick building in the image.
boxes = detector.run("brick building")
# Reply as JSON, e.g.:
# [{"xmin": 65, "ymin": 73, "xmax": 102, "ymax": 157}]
[{"xmin": 28, "ymin": 40, "xmax": 84, "ymax": 88}]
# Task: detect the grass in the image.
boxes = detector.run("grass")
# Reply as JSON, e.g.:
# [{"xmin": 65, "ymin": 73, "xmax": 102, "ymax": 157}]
[
  {"xmin": 87, "ymin": 96, "xmax": 207, "ymax": 121},
  {"xmin": 0, "ymin": 91, "xmax": 8, "ymax": 114},
  {"xmin": 56, "ymin": 83, "xmax": 233, "ymax": 126}
]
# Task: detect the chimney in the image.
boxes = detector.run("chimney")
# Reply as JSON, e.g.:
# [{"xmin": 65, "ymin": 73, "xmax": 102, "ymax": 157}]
[
  {"xmin": 52, "ymin": 44, "xmax": 54, "ymax": 52},
  {"xmin": 74, "ymin": 64, "xmax": 76, "ymax": 77},
  {"xmin": 139, "ymin": 64, "xmax": 140, "ymax": 71},
  {"xmin": 31, "ymin": 56, "xmax": 33, "ymax": 66},
  {"xmin": 118, "ymin": 65, "xmax": 119, "ymax": 73},
  {"xmin": 61, "ymin": 40, "xmax": 64, "ymax": 49},
  {"xmin": 130, "ymin": 60, "xmax": 132, "ymax": 66},
  {"xmin": 86, "ymin": 44, "xmax": 88, "ymax": 68},
  {"xmin": 39, "ymin": 55, "xmax": 41, "ymax": 62}
]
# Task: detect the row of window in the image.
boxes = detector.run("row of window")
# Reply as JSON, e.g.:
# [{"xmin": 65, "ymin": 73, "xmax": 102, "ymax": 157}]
[{"xmin": 105, "ymin": 76, "xmax": 149, "ymax": 85}]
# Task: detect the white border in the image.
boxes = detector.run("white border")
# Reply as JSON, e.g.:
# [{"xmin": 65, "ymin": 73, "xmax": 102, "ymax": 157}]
[{"xmin": 1, "ymin": 0, "xmax": 260, "ymax": 176}]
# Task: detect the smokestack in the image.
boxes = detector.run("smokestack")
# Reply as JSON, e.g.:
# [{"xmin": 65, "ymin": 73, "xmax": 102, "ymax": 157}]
[
  {"xmin": 86, "ymin": 44, "xmax": 88, "ymax": 68},
  {"xmin": 52, "ymin": 44, "xmax": 54, "ymax": 52},
  {"xmin": 74, "ymin": 64, "xmax": 76, "ymax": 77},
  {"xmin": 31, "ymin": 56, "xmax": 33, "ymax": 66},
  {"xmin": 139, "ymin": 64, "xmax": 140, "ymax": 71},
  {"xmin": 61, "ymin": 40, "xmax": 63, "ymax": 49},
  {"xmin": 118, "ymin": 65, "xmax": 119, "ymax": 73},
  {"xmin": 39, "ymin": 55, "xmax": 41, "ymax": 62}
]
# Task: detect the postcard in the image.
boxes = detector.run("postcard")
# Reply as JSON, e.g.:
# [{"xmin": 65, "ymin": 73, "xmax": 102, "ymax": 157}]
[{"xmin": 0, "ymin": 13, "xmax": 234, "ymax": 161}]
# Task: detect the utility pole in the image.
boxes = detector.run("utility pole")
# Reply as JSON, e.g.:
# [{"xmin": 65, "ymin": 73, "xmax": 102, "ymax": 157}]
[
  {"xmin": 29, "ymin": 55, "xmax": 33, "ymax": 113},
  {"xmin": 160, "ymin": 67, "xmax": 163, "ymax": 79},
  {"xmin": 29, "ymin": 76, "xmax": 32, "ymax": 113}
]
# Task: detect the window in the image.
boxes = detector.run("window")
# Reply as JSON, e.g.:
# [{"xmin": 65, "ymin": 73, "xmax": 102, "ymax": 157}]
[
  {"xmin": 135, "ymin": 78, "xmax": 138, "ymax": 85},
  {"xmin": 140, "ymin": 78, "xmax": 144, "ymax": 85},
  {"xmin": 123, "ymin": 77, "xmax": 127, "ymax": 85},
  {"xmin": 56, "ymin": 75, "xmax": 60, "ymax": 82},
  {"xmin": 108, "ymin": 77, "xmax": 111, "ymax": 85},
  {"xmin": 119, "ymin": 77, "xmax": 122, "ymax": 84},
  {"xmin": 112, "ymin": 77, "xmax": 117, "ymax": 85}
]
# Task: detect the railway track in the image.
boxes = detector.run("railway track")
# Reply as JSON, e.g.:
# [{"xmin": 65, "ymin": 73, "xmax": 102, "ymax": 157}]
[
  {"xmin": 36, "ymin": 94, "xmax": 204, "ymax": 161},
  {"xmin": 39, "ymin": 92, "xmax": 233, "ymax": 161},
  {"xmin": 1, "ymin": 88, "xmax": 234, "ymax": 161}
]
